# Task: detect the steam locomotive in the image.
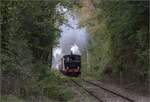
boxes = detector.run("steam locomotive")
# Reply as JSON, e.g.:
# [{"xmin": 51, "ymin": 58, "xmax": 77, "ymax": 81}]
[{"xmin": 59, "ymin": 53, "xmax": 81, "ymax": 77}]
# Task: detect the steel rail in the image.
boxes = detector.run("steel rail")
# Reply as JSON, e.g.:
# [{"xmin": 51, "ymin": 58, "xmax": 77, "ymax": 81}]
[
  {"xmin": 84, "ymin": 80, "xmax": 135, "ymax": 102},
  {"xmin": 72, "ymin": 80, "xmax": 103, "ymax": 102}
]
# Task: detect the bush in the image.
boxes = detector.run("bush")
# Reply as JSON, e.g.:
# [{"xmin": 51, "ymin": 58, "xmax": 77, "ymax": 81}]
[{"xmin": 37, "ymin": 68, "xmax": 74, "ymax": 101}]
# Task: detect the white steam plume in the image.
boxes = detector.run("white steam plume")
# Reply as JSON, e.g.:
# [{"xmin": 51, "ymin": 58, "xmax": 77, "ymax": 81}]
[{"xmin": 70, "ymin": 44, "xmax": 81, "ymax": 55}]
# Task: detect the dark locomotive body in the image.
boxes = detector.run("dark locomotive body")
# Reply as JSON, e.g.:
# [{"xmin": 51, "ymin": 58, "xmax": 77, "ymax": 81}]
[{"xmin": 59, "ymin": 54, "xmax": 81, "ymax": 77}]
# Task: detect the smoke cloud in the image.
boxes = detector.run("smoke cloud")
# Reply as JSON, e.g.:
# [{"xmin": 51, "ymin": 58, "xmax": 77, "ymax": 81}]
[
  {"xmin": 52, "ymin": 7, "xmax": 88, "ymax": 68},
  {"xmin": 59, "ymin": 11, "xmax": 88, "ymax": 55},
  {"xmin": 70, "ymin": 44, "xmax": 81, "ymax": 55}
]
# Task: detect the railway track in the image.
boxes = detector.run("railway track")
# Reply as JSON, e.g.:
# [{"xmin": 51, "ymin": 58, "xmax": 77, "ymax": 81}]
[
  {"xmin": 72, "ymin": 80, "xmax": 135, "ymax": 102},
  {"xmin": 72, "ymin": 80, "xmax": 103, "ymax": 102}
]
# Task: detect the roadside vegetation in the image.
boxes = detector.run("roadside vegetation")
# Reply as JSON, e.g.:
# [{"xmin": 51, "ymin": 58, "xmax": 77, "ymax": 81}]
[
  {"xmin": 78, "ymin": 0, "xmax": 149, "ymax": 83},
  {"xmin": 1, "ymin": 0, "xmax": 79, "ymax": 101}
]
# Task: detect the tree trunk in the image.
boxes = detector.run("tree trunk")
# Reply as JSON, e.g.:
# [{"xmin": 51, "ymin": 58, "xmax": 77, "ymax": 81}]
[{"xmin": 48, "ymin": 46, "xmax": 53, "ymax": 69}]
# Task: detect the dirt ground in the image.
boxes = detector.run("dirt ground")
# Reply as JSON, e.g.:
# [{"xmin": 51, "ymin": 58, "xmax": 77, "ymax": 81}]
[{"xmin": 90, "ymin": 80, "xmax": 149, "ymax": 102}]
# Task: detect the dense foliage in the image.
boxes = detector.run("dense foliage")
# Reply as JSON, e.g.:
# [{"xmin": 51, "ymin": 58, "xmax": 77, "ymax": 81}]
[
  {"xmin": 79, "ymin": 0, "xmax": 149, "ymax": 82},
  {"xmin": 1, "ymin": 0, "xmax": 77, "ymax": 101},
  {"xmin": 0, "ymin": 0, "xmax": 149, "ymax": 100}
]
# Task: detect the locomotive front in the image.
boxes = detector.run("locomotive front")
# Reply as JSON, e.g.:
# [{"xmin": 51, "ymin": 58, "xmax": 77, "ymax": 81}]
[{"xmin": 59, "ymin": 54, "xmax": 81, "ymax": 77}]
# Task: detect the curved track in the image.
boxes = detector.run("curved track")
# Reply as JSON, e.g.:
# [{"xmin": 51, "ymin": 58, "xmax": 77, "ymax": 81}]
[{"xmin": 72, "ymin": 80, "xmax": 135, "ymax": 102}]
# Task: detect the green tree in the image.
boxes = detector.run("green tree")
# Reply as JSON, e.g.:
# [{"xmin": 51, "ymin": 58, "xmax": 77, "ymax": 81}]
[
  {"xmin": 1, "ymin": 0, "xmax": 76, "ymax": 100},
  {"xmin": 79, "ymin": 0, "xmax": 149, "ymax": 82}
]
